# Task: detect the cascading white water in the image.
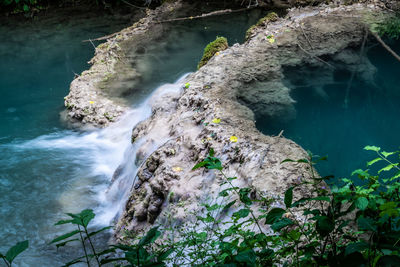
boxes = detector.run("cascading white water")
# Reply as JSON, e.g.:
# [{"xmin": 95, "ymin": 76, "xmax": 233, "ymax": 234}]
[{"xmin": 16, "ymin": 76, "xmax": 187, "ymax": 228}]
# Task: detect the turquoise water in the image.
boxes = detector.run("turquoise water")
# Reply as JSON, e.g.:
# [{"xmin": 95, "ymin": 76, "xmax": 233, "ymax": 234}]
[
  {"xmin": 0, "ymin": 9, "xmax": 264, "ymax": 266},
  {"xmin": 257, "ymin": 39, "xmax": 400, "ymax": 179}
]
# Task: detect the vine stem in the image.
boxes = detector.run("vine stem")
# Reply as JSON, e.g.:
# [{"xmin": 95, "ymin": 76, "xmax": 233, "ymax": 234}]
[
  {"xmin": 83, "ymin": 226, "xmax": 101, "ymax": 266},
  {"xmin": 78, "ymin": 225, "xmax": 91, "ymax": 267},
  {"xmin": 2, "ymin": 257, "xmax": 10, "ymax": 267}
]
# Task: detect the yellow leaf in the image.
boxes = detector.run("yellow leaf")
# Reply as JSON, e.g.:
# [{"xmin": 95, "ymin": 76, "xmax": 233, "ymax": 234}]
[
  {"xmin": 89, "ymin": 101, "xmax": 94, "ymax": 104},
  {"xmin": 215, "ymin": 52, "xmax": 220, "ymax": 56},
  {"xmin": 230, "ymin": 136, "xmax": 238, "ymax": 143},
  {"xmin": 172, "ymin": 166, "xmax": 183, "ymax": 172},
  {"xmin": 212, "ymin": 118, "xmax": 221, "ymax": 124},
  {"xmin": 207, "ymin": 137, "xmax": 212, "ymax": 141},
  {"xmin": 268, "ymin": 38, "xmax": 275, "ymax": 44},
  {"xmin": 184, "ymin": 83, "xmax": 190, "ymax": 89}
]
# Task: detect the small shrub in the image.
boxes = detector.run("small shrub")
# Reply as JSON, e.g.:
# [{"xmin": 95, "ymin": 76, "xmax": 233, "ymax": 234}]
[
  {"xmin": 377, "ymin": 15, "xmax": 400, "ymax": 39},
  {"xmin": 197, "ymin": 36, "xmax": 228, "ymax": 69}
]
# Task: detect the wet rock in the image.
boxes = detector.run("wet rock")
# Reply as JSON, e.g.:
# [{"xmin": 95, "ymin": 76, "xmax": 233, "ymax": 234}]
[{"xmin": 63, "ymin": 0, "xmax": 187, "ymax": 128}]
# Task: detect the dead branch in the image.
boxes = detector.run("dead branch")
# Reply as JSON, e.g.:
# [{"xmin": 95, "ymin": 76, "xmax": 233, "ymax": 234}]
[
  {"xmin": 371, "ymin": 31, "xmax": 400, "ymax": 63},
  {"xmin": 297, "ymin": 43, "xmax": 335, "ymax": 69},
  {"xmin": 299, "ymin": 23, "xmax": 314, "ymax": 50},
  {"xmin": 83, "ymin": 6, "xmax": 256, "ymax": 43},
  {"xmin": 154, "ymin": 7, "xmax": 256, "ymax": 24}
]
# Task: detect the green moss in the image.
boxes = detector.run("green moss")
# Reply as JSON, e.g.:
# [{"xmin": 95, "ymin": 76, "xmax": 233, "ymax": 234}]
[
  {"xmin": 245, "ymin": 12, "xmax": 279, "ymax": 41},
  {"xmin": 197, "ymin": 36, "xmax": 228, "ymax": 69}
]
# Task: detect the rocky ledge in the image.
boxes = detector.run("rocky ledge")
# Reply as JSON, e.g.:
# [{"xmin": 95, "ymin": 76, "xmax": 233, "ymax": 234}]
[
  {"xmin": 112, "ymin": 1, "xmax": 396, "ymax": 236},
  {"xmin": 63, "ymin": 0, "xmax": 188, "ymax": 127}
]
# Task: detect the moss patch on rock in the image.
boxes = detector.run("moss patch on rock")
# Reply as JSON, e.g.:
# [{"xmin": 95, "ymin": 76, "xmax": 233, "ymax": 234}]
[
  {"xmin": 197, "ymin": 36, "xmax": 228, "ymax": 69},
  {"xmin": 245, "ymin": 12, "xmax": 279, "ymax": 41}
]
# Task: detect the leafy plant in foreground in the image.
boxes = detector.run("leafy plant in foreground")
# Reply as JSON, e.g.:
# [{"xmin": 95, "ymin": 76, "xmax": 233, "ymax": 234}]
[
  {"xmin": 0, "ymin": 240, "xmax": 29, "ymax": 267},
  {"xmin": 52, "ymin": 209, "xmax": 173, "ymax": 266},
  {"xmin": 51, "ymin": 209, "xmax": 112, "ymax": 266},
  {"xmin": 52, "ymin": 145, "xmax": 400, "ymax": 266}
]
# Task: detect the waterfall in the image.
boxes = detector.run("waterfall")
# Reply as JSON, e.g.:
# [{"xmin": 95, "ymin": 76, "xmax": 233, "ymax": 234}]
[{"xmin": 12, "ymin": 75, "xmax": 187, "ymax": 229}]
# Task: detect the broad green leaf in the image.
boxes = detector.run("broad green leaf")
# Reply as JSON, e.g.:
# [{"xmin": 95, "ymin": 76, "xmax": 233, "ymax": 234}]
[
  {"xmin": 158, "ymin": 248, "xmax": 174, "ymax": 261},
  {"xmin": 303, "ymin": 209, "xmax": 320, "ymax": 216},
  {"xmin": 316, "ymin": 216, "xmax": 334, "ymax": 236},
  {"xmin": 382, "ymin": 151, "xmax": 395, "ymax": 158},
  {"xmin": 351, "ymin": 169, "xmax": 370, "ymax": 179},
  {"xmin": 284, "ymin": 187, "xmax": 293, "ymax": 208},
  {"xmin": 379, "ymin": 201, "xmax": 399, "ymax": 217},
  {"xmin": 55, "ymin": 239, "xmax": 79, "ymax": 249},
  {"xmin": 264, "ymin": 208, "xmax": 285, "ymax": 224},
  {"xmin": 367, "ymin": 157, "xmax": 382, "ymax": 166},
  {"xmin": 357, "ymin": 217, "xmax": 377, "ymax": 232},
  {"xmin": 239, "ymin": 188, "xmax": 252, "ymax": 205},
  {"xmin": 50, "ymin": 230, "xmax": 81, "ymax": 244},
  {"xmin": 96, "ymin": 248, "xmax": 116, "ymax": 256},
  {"xmin": 79, "ymin": 209, "xmax": 95, "ymax": 227},
  {"xmin": 234, "ymin": 249, "xmax": 256, "ymax": 265},
  {"xmin": 355, "ymin": 197, "xmax": 369, "ymax": 211},
  {"xmin": 271, "ymin": 218, "xmax": 294, "ymax": 232},
  {"xmin": 345, "ymin": 241, "xmax": 369, "ymax": 256},
  {"xmin": 139, "ymin": 227, "xmax": 160, "ymax": 246},
  {"xmin": 379, "ymin": 164, "xmax": 396, "ymax": 174},
  {"xmin": 62, "ymin": 255, "xmax": 90, "ymax": 267},
  {"xmin": 192, "ymin": 161, "xmax": 207, "ymax": 170},
  {"xmin": 281, "ymin": 159, "xmax": 295, "ymax": 163},
  {"xmin": 84, "ymin": 226, "xmax": 112, "ymax": 240},
  {"xmin": 233, "ymin": 208, "xmax": 250, "ymax": 219},
  {"xmin": 5, "ymin": 240, "xmax": 28, "ymax": 264},
  {"xmin": 55, "ymin": 219, "xmax": 75, "ymax": 226},
  {"xmin": 100, "ymin": 257, "xmax": 126, "ymax": 264},
  {"xmin": 292, "ymin": 196, "xmax": 330, "ymax": 207},
  {"xmin": 364, "ymin": 145, "xmax": 381, "ymax": 152},
  {"xmin": 223, "ymin": 200, "xmax": 236, "ymax": 210},
  {"xmin": 297, "ymin": 159, "xmax": 309, "ymax": 163},
  {"xmin": 209, "ymin": 148, "xmax": 215, "ymax": 157}
]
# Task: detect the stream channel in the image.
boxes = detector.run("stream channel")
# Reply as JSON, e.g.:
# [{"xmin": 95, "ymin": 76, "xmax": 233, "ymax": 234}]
[{"xmin": 0, "ymin": 8, "xmax": 265, "ymax": 266}]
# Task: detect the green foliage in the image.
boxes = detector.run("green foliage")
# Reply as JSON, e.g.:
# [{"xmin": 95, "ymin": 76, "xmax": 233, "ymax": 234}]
[
  {"xmin": 0, "ymin": 0, "xmax": 42, "ymax": 13},
  {"xmin": 376, "ymin": 15, "xmax": 400, "ymax": 39},
  {"xmin": 197, "ymin": 36, "xmax": 228, "ymax": 69},
  {"xmin": 52, "ymin": 209, "xmax": 172, "ymax": 266},
  {"xmin": 245, "ymin": 12, "xmax": 278, "ymax": 40},
  {"xmin": 13, "ymin": 145, "xmax": 400, "ymax": 266},
  {"xmin": 51, "ymin": 209, "xmax": 112, "ymax": 266},
  {"xmin": 0, "ymin": 240, "xmax": 29, "ymax": 267}
]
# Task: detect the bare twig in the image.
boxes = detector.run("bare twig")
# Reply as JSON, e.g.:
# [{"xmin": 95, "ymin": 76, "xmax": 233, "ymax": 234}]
[
  {"xmin": 297, "ymin": 43, "xmax": 335, "ymax": 69},
  {"xmin": 120, "ymin": 0, "xmax": 147, "ymax": 9},
  {"xmin": 83, "ymin": 32, "xmax": 119, "ymax": 43},
  {"xmin": 299, "ymin": 23, "xmax": 314, "ymax": 50},
  {"xmin": 154, "ymin": 7, "xmax": 256, "ymax": 24},
  {"xmin": 88, "ymin": 38, "xmax": 96, "ymax": 50}
]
